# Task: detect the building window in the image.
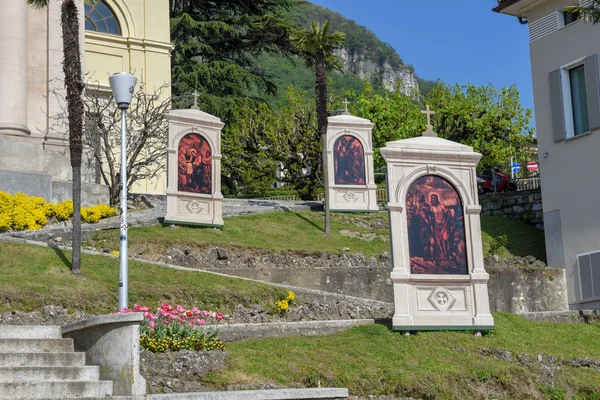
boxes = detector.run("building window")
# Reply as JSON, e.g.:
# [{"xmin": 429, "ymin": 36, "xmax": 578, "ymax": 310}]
[
  {"xmin": 549, "ymin": 55, "xmax": 600, "ymax": 142},
  {"xmin": 85, "ymin": 1, "xmax": 121, "ymax": 35},
  {"xmin": 569, "ymin": 65, "xmax": 590, "ymax": 136},
  {"xmin": 563, "ymin": 10, "xmax": 580, "ymax": 26}
]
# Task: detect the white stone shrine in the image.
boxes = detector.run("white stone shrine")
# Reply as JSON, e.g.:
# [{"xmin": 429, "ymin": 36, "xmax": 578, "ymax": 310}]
[
  {"xmin": 165, "ymin": 102, "xmax": 224, "ymax": 227},
  {"xmin": 326, "ymin": 106, "xmax": 378, "ymax": 212},
  {"xmin": 380, "ymin": 106, "xmax": 494, "ymax": 331}
]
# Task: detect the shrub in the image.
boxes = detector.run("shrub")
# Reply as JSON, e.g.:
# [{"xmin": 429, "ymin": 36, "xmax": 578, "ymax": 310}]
[
  {"xmin": 0, "ymin": 190, "xmax": 116, "ymax": 231},
  {"xmin": 0, "ymin": 192, "xmax": 13, "ymax": 232},
  {"xmin": 489, "ymin": 234, "xmax": 509, "ymax": 255},
  {"xmin": 120, "ymin": 303, "xmax": 225, "ymax": 353},
  {"xmin": 11, "ymin": 193, "xmax": 48, "ymax": 230},
  {"xmin": 81, "ymin": 204, "xmax": 117, "ymax": 223},
  {"xmin": 48, "ymin": 201, "xmax": 74, "ymax": 221},
  {"xmin": 272, "ymin": 291, "xmax": 296, "ymax": 314}
]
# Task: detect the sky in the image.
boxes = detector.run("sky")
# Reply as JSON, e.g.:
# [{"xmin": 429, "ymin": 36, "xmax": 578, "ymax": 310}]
[{"xmin": 309, "ymin": 0, "xmax": 535, "ymax": 127}]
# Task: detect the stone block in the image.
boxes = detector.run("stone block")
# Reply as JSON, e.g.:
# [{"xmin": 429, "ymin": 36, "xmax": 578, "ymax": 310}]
[
  {"xmin": 0, "ymin": 169, "xmax": 52, "ymax": 200},
  {"xmin": 51, "ymin": 180, "xmax": 109, "ymax": 207},
  {"xmin": 532, "ymin": 203, "xmax": 543, "ymax": 212},
  {"xmin": 62, "ymin": 313, "xmax": 146, "ymax": 396}
]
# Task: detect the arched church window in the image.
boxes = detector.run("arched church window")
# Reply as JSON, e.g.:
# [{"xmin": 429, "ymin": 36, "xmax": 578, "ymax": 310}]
[{"xmin": 85, "ymin": 1, "xmax": 122, "ymax": 35}]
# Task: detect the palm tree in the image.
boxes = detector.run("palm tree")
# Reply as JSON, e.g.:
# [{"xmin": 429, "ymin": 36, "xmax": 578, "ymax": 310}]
[
  {"xmin": 291, "ymin": 20, "xmax": 345, "ymax": 235},
  {"xmin": 565, "ymin": 1, "xmax": 600, "ymax": 23},
  {"xmin": 27, "ymin": 0, "xmax": 85, "ymax": 273}
]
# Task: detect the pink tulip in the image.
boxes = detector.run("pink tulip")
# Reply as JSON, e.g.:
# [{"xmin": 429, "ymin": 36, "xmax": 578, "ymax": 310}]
[
  {"xmin": 176, "ymin": 305, "xmax": 186, "ymax": 314},
  {"xmin": 188, "ymin": 321, "xmax": 195, "ymax": 327},
  {"xmin": 149, "ymin": 313, "xmax": 157, "ymax": 320},
  {"xmin": 197, "ymin": 319, "xmax": 205, "ymax": 325},
  {"xmin": 215, "ymin": 313, "xmax": 224, "ymax": 321},
  {"xmin": 149, "ymin": 321, "xmax": 156, "ymax": 328},
  {"xmin": 191, "ymin": 307, "xmax": 200, "ymax": 316},
  {"xmin": 178, "ymin": 316, "xmax": 185, "ymax": 323},
  {"xmin": 159, "ymin": 309, "xmax": 169, "ymax": 317},
  {"xmin": 202, "ymin": 311, "xmax": 210, "ymax": 317}
]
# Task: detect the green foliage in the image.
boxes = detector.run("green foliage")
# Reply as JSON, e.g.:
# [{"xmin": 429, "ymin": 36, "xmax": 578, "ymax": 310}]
[
  {"xmin": 350, "ymin": 79, "xmax": 424, "ymax": 170},
  {"xmin": 565, "ymin": 1, "xmax": 600, "ymax": 24},
  {"xmin": 288, "ymin": 3, "xmax": 405, "ymax": 69},
  {"xmin": 426, "ymin": 81, "xmax": 535, "ymax": 168},
  {"xmin": 489, "ymin": 234, "xmax": 509, "ymax": 256},
  {"xmin": 170, "ymin": 0, "xmax": 304, "ymax": 117},
  {"xmin": 223, "ymin": 88, "xmax": 322, "ymax": 199}
]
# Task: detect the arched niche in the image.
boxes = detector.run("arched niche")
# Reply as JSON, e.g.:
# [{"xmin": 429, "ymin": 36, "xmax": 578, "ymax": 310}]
[
  {"xmin": 177, "ymin": 133, "xmax": 212, "ymax": 194},
  {"xmin": 333, "ymin": 134, "xmax": 366, "ymax": 185},
  {"xmin": 405, "ymin": 174, "xmax": 468, "ymax": 275}
]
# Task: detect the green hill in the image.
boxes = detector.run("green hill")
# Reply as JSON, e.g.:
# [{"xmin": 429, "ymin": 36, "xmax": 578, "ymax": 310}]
[{"xmin": 260, "ymin": 2, "xmax": 435, "ymax": 107}]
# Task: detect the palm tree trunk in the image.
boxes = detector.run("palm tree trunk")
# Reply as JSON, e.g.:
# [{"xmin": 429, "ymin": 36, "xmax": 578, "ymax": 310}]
[
  {"xmin": 62, "ymin": 0, "xmax": 84, "ymax": 273},
  {"xmin": 315, "ymin": 60, "xmax": 330, "ymax": 235}
]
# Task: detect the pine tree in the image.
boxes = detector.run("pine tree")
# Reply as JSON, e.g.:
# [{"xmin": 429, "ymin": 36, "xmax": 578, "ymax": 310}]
[{"xmin": 170, "ymin": 0, "xmax": 305, "ymax": 117}]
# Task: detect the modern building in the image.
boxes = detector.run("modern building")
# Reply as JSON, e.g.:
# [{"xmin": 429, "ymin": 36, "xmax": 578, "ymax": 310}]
[
  {"xmin": 0, "ymin": 0, "xmax": 171, "ymax": 204},
  {"xmin": 494, "ymin": 0, "xmax": 600, "ymax": 309}
]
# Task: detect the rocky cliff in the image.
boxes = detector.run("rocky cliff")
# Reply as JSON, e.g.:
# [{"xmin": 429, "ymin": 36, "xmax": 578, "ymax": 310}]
[{"xmin": 335, "ymin": 48, "xmax": 419, "ymax": 96}]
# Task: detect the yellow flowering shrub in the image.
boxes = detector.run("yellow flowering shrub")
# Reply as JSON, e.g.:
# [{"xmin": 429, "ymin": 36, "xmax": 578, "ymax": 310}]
[
  {"xmin": 0, "ymin": 192, "xmax": 13, "ymax": 232},
  {"xmin": 0, "ymin": 190, "xmax": 116, "ymax": 231},
  {"xmin": 80, "ymin": 204, "xmax": 117, "ymax": 223},
  {"xmin": 11, "ymin": 193, "xmax": 48, "ymax": 230},
  {"xmin": 272, "ymin": 291, "xmax": 296, "ymax": 314},
  {"xmin": 48, "ymin": 201, "xmax": 74, "ymax": 221}
]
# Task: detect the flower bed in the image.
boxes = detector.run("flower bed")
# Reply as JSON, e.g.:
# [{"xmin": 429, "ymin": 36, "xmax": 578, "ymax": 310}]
[
  {"xmin": 0, "ymin": 191, "xmax": 117, "ymax": 232},
  {"xmin": 120, "ymin": 303, "xmax": 225, "ymax": 353}
]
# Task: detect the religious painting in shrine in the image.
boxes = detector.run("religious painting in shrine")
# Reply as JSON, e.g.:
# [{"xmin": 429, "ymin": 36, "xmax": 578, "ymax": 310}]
[
  {"xmin": 333, "ymin": 135, "xmax": 366, "ymax": 185},
  {"xmin": 177, "ymin": 133, "xmax": 212, "ymax": 194},
  {"xmin": 405, "ymin": 175, "xmax": 468, "ymax": 275}
]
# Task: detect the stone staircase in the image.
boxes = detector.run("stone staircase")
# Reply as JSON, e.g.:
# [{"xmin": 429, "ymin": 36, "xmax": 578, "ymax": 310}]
[{"xmin": 0, "ymin": 325, "xmax": 114, "ymax": 399}]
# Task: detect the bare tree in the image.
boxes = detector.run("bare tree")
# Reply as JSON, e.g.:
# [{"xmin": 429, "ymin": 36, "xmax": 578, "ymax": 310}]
[{"xmin": 84, "ymin": 82, "xmax": 170, "ymax": 205}]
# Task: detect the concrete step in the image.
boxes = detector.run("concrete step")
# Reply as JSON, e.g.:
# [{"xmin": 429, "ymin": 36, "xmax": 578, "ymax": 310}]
[
  {"xmin": 0, "ymin": 352, "xmax": 86, "ymax": 367},
  {"xmin": 0, "ymin": 339, "xmax": 74, "ymax": 353},
  {"xmin": 0, "ymin": 366, "xmax": 100, "ymax": 382},
  {"xmin": 0, "ymin": 326, "xmax": 62, "ymax": 340},
  {"xmin": 0, "ymin": 381, "xmax": 113, "ymax": 399}
]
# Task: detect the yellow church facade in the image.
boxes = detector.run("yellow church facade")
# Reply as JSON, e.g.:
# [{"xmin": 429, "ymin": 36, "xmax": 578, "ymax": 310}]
[
  {"xmin": 84, "ymin": 0, "xmax": 172, "ymax": 194},
  {"xmin": 0, "ymin": 0, "xmax": 171, "ymax": 203}
]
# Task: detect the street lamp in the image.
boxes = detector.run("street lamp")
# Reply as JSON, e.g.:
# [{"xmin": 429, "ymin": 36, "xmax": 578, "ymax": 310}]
[{"xmin": 109, "ymin": 72, "xmax": 137, "ymax": 310}]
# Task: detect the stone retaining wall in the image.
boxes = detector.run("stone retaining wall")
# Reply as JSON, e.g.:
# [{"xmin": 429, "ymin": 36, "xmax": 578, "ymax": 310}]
[
  {"xmin": 480, "ymin": 189, "xmax": 543, "ymax": 228},
  {"xmin": 164, "ymin": 248, "xmax": 568, "ymax": 313}
]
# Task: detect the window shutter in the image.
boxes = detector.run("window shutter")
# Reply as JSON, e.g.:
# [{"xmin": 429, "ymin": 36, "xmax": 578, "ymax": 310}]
[
  {"xmin": 584, "ymin": 55, "xmax": 600, "ymax": 131},
  {"xmin": 549, "ymin": 69, "xmax": 565, "ymax": 142}
]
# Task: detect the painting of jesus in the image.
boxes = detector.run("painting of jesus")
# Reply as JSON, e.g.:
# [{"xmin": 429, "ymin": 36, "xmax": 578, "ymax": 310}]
[
  {"xmin": 405, "ymin": 175, "xmax": 468, "ymax": 275},
  {"xmin": 177, "ymin": 133, "xmax": 212, "ymax": 194},
  {"xmin": 333, "ymin": 135, "xmax": 366, "ymax": 185}
]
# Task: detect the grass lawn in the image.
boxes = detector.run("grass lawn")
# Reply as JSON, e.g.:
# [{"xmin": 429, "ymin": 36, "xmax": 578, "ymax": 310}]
[
  {"xmin": 0, "ymin": 242, "xmax": 285, "ymax": 314},
  {"xmin": 214, "ymin": 313, "xmax": 600, "ymax": 399},
  {"xmin": 88, "ymin": 211, "xmax": 547, "ymax": 261}
]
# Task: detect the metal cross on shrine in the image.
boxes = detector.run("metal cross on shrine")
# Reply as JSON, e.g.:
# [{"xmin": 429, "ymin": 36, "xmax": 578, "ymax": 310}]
[
  {"xmin": 421, "ymin": 104, "xmax": 437, "ymax": 137},
  {"xmin": 191, "ymin": 89, "xmax": 200, "ymax": 110},
  {"xmin": 343, "ymin": 98, "xmax": 350, "ymax": 112}
]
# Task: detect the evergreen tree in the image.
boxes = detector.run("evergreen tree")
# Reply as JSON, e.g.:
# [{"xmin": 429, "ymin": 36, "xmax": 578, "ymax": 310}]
[{"xmin": 170, "ymin": 0, "xmax": 305, "ymax": 118}]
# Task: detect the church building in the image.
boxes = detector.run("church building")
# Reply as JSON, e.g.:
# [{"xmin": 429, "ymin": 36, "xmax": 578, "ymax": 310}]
[{"xmin": 0, "ymin": 0, "xmax": 171, "ymax": 204}]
